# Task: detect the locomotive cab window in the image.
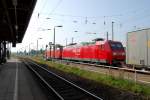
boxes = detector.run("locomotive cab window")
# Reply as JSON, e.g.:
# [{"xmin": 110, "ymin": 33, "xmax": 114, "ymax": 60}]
[{"xmin": 110, "ymin": 42, "xmax": 123, "ymax": 50}]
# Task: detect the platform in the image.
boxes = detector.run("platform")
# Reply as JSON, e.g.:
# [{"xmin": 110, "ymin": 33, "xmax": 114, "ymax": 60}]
[{"xmin": 0, "ymin": 58, "xmax": 48, "ymax": 100}]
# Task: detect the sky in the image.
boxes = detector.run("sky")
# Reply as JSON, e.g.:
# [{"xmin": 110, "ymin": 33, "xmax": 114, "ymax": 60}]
[{"xmin": 12, "ymin": 0, "xmax": 150, "ymax": 52}]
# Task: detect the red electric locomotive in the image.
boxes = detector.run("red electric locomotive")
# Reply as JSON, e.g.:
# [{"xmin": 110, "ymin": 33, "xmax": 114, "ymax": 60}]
[
  {"xmin": 62, "ymin": 39, "xmax": 125, "ymax": 65},
  {"xmin": 45, "ymin": 39, "xmax": 125, "ymax": 65}
]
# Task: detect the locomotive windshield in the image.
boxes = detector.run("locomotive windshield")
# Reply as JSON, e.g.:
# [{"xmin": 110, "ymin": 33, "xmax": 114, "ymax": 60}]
[{"xmin": 110, "ymin": 42, "xmax": 124, "ymax": 50}]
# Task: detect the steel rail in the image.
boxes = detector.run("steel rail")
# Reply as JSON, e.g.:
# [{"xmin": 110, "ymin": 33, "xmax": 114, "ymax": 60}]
[
  {"xmin": 26, "ymin": 59, "xmax": 103, "ymax": 100},
  {"xmin": 23, "ymin": 60, "xmax": 64, "ymax": 100}
]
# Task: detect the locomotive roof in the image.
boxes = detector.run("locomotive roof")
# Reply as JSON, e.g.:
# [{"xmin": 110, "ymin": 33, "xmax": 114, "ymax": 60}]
[{"xmin": 92, "ymin": 38, "xmax": 104, "ymax": 41}]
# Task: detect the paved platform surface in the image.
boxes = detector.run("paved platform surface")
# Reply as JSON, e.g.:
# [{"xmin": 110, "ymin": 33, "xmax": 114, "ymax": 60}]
[{"xmin": 0, "ymin": 58, "xmax": 48, "ymax": 100}]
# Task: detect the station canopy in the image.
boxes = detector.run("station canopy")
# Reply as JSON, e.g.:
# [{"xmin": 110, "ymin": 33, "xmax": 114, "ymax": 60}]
[{"xmin": 0, "ymin": 0, "xmax": 37, "ymax": 47}]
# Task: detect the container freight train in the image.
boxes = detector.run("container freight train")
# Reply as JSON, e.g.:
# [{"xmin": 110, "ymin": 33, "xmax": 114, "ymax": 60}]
[
  {"xmin": 126, "ymin": 28, "xmax": 150, "ymax": 69},
  {"xmin": 45, "ymin": 39, "xmax": 125, "ymax": 65}
]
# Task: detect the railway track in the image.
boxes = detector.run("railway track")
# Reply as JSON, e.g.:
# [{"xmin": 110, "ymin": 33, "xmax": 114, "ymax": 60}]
[{"xmin": 22, "ymin": 59, "xmax": 103, "ymax": 100}]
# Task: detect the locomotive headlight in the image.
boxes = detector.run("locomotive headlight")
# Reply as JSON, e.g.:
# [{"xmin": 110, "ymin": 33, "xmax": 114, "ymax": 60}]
[
  {"xmin": 113, "ymin": 52, "xmax": 117, "ymax": 56},
  {"xmin": 122, "ymin": 52, "xmax": 125, "ymax": 55}
]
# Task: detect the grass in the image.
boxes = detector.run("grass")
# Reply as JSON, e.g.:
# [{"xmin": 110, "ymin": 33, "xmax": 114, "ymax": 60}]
[{"xmin": 28, "ymin": 56, "xmax": 150, "ymax": 97}]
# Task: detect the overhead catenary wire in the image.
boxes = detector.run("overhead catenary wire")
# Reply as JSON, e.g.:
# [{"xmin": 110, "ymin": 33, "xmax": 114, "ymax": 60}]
[
  {"xmin": 39, "ymin": 6, "xmax": 149, "ymax": 19},
  {"xmin": 31, "ymin": 4, "xmax": 150, "ymax": 33},
  {"xmin": 31, "ymin": 0, "xmax": 150, "ymax": 28},
  {"xmin": 33, "ymin": 1, "xmax": 150, "ymax": 41},
  {"xmin": 39, "ymin": 0, "xmax": 48, "ymax": 14},
  {"xmin": 48, "ymin": 0, "xmax": 63, "ymax": 16}
]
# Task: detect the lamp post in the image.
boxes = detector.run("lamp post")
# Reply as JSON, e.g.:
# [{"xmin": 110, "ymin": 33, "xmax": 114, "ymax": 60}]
[
  {"xmin": 53, "ymin": 25, "xmax": 63, "ymax": 58},
  {"xmin": 71, "ymin": 37, "xmax": 74, "ymax": 44},
  {"xmin": 106, "ymin": 32, "xmax": 109, "ymax": 40},
  {"xmin": 112, "ymin": 21, "xmax": 114, "ymax": 41},
  {"xmin": 65, "ymin": 38, "xmax": 68, "ymax": 46},
  {"xmin": 71, "ymin": 30, "xmax": 78, "ymax": 44},
  {"xmin": 45, "ymin": 45, "xmax": 48, "ymax": 60},
  {"xmin": 49, "ymin": 42, "xmax": 52, "ymax": 60},
  {"xmin": 37, "ymin": 38, "xmax": 42, "ymax": 56},
  {"xmin": 29, "ymin": 43, "xmax": 33, "ymax": 56},
  {"xmin": 25, "ymin": 46, "xmax": 28, "ymax": 55},
  {"xmin": 40, "ymin": 28, "xmax": 52, "ymax": 57}
]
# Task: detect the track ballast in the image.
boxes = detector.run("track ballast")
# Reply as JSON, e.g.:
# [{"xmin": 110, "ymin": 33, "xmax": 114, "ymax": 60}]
[{"xmin": 23, "ymin": 59, "xmax": 103, "ymax": 100}]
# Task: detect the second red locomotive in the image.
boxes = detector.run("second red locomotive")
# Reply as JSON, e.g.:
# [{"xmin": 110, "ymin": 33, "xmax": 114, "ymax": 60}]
[{"xmin": 45, "ymin": 38, "xmax": 125, "ymax": 65}]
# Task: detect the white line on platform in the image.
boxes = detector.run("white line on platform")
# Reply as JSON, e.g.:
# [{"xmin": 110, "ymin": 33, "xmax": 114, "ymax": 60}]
[{"xmin": 13, "ymin": 59, "xmax": 18, "ymax": 100}]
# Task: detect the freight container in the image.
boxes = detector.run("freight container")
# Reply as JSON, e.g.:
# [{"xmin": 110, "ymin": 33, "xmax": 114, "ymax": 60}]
[{"xmin": 126, "ymin": 28, "xmax": 150, "ymax": 68}]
